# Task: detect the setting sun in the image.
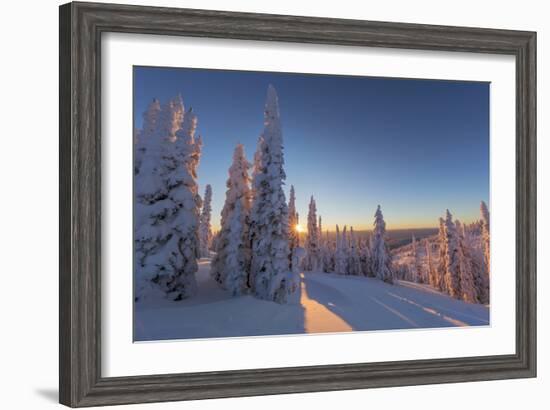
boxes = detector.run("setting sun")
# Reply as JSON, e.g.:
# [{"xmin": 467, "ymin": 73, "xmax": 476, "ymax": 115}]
[{"xmin": 294, "ymin": 224, "xmax": 305, "ymax": 233}]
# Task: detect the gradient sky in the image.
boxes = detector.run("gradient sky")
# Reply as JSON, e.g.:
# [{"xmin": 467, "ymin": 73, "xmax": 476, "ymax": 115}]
[{"xmin": 134, "ymin": 66, "xmax": 489, "ymax": 231}]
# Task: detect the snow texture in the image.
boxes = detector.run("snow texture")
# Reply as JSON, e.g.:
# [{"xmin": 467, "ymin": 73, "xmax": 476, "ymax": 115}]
[{"xmin": 135, "ymin": 259, "xmax": 489, "ymax": 341}]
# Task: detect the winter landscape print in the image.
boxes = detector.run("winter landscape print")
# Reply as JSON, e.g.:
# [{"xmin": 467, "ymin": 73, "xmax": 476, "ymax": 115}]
[{"xmin": 133, "ymin": 66, "xmax": 491, "ymax": 342}]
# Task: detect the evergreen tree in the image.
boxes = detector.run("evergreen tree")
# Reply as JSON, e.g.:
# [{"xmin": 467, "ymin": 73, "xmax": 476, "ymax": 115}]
[
  {"xmin": 411, "ymin": 235, "xmax": 424, "ymax": 283},
  {"xmin": 436, "ymin": 217, "xmax": 447, "ymax": 291},
  {"xmin": 443, "ymin": 210, "xmax": 461, "ymax": 299},
  {"xmin": 249, "ymin": 85, "xmax": 295, "ymax": 303},
  {"xmin": 287, "ymin": 185, "xmax": 300, "ymax": 270},
  {"xmin": 210, "ymin": 144, "xmax": 252, "ymax": 292},
  {"xmin": 480, "ymin": 201, "xmax": 491, "ymax": 303},
  {"xmin": 318, "ymin": 216, "xmax": 323, "ymax": 247},
  {"xmin": 348, "ymin": 227, "xmax": 362, "ymax": 275},
  {"xmin": 426, "ymin": 240, "xmax": 438, "ymax": 287},
  {"xmin": 322, "ymin": 230, "xmax": 334, "ymax": 272},
  {"xmin": 334, "ymin": 225, "xmax": 347, "ymax": 274},
  {"xmin": 360, "ymin": 237, "xmax": 373, "ymax": 276},
  {"xmin": 135, "ymin": 97, "xmax": 202, "ymax": 301},
  {"xmin": 370, "ymin": 205, "xmax": 394, "ymax": 283},
  {"xmin": 455, "ymin": 220, "xmax": 478, "ymax": 303},
  {"xmin": 135, "ymin": 99, "xmax": 161, "ymax": 176},
  {"xmin": 198, "ymin": 184, "xmax": 213, "ymax": 258},
  {"xmin": 223, "ymin": 200, "xmax": 250, "ymax": 296},
  {"xmin": 304, "ymin": 196, "xmax": 320, "ymax": 271}
]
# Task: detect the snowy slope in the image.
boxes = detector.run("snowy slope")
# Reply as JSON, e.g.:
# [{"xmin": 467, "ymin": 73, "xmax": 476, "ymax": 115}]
[{"xmin": 134, "ymin": 259, "xmax": 489, "ymax": 341}]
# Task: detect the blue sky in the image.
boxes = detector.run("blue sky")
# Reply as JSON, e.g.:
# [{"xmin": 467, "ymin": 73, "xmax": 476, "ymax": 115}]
[{"xmin": 134, "ymin": 66, "xmax": 489, "ymax": 230}]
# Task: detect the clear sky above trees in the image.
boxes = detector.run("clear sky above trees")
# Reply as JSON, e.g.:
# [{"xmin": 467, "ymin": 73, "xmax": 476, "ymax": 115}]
[{"xmin": 134, "ymin": 66, "xmax": 489, "ymax": 230}]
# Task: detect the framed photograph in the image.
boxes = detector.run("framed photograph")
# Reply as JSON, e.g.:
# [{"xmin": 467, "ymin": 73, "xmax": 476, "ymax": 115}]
[{"xmin": 59, "ymin": 1, "xmax": 536, "ymax": 407}]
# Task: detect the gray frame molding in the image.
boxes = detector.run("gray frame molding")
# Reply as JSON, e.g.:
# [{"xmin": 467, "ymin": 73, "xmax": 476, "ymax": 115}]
[{"xmin": 59, "ymin": 1, "xmax": 536, "ymax": 407}]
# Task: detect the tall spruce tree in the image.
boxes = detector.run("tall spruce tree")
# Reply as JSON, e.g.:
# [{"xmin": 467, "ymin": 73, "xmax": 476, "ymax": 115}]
[
  {"xmin": 287, "ymin": 185, "xmax": 299, "ymax": 269},
  {"xmin": 334, "ymin": 225, "xmax": 347, "ymax": 274},
  {"xmin": 304, "ymin": 196, "xmax": 320, "ymax": 271},
  {"xmin": 210, "ymin": 144, "xmax": 252, "ymax": 293},
  {"xmin": 135, "ymin": 99, "xmax": 161, "ymax": 176},
  {"xmin": 436, "ymin": 217, "xmax": 447, "ymax": 291},
  {"xmin": 455, "ymin": 220, "xmax": 478, "ymax": 303},
  {"xmin": 443, "ymin": 210, "xmax": 461, "ymax": 299},
  {"xmin": 370, "ymin": 205, "xmax": 394, "ymax": 283},
  {"xmin": 426, "ymin": 240, "xmax": 437, "ymax": 287},
  {"xmin": 249, "ymin": 85, "xmax": 295, "ymax": 303},
  {"xmin": 198, "ymin": 184, "xmax": 213, "ymax": 258},
  {"xmin": 348, "ymin": 227, "xmax": 362, "ymax": 275},
  {"xmin": 135, "ymin": 96, "xmax": 202, "ymax": 301},
  {"xmin": 480, "ymin": 201, "xmax": 491, "ymax": 303}
]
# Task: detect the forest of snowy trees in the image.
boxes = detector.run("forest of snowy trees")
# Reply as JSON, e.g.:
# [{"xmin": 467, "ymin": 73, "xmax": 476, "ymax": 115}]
[
  {"xmin": 392, "ymin": 202, "xmax": 491, "ymax": 304},
  {"xmin": 134, "ymin": 85, "xmax": 490, "ymax": 306}
]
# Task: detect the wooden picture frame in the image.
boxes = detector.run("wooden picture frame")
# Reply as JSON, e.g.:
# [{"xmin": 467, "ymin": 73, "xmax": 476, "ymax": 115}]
[{"xmin": 59, "ymin": 1, "xmax": 536, "ymax": 407}]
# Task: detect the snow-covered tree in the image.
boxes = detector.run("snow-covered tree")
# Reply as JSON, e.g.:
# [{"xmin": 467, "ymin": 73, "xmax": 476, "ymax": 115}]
[
  {"xmin": 426, "ymin": 240, "xmax": 437, "ymax": 287},
  {"xmin": 436, "ymin": 217, "xmax": 447, "ymax": 291},
  {"xmin": 411, "ymin": 235, "xmax": 424, "ymax": 283},
  {"xmin": 199, "ymin": 184, "xmax": 213, "ymax": 258},
  {"xmin": 318, "ymin": 216, "xmax": 323, "ymax": 246},
  {"xmin": 135, "ymin": 99, "xmax": 161, "ymax": 176},
  {"xmin": 223, "ymin": 200, "xmax": 250, "ymax": 296},
  {"xmin": 360, "ymin": 237, "xmax": 372, "ymax": 276},
  {"xmin": 210, "ymin": 144, "xmax": 252, "ymax": 293},
  {"xmin": 334, "ymin": 225, "xmax": 348, "ymax": 274},
  {"xmin": 442, "ymin": 210, "xmax": 461, "ymax": 299},
  {"xmin": 135, "ymin": 96, "xmax": 202, "ymax": 301},
  {"xmin": 304, "ymin": 196, "xmax": 321, "ymax": 271},
  {"xmin": 480, "ymin": 200, "xmax": 490, "ymax": 302},
  {"xmin": 348, "ymin": 227, "xmax": 362, "ymax": 275},
  {"xmin": 321, "ymin": 230, "xmax": 334, "ymax": 272},
  {"xmin": 249, "ymin": 85, "xmax": 296, "ymax": 303},
  {"xmin": 288, "ymin": 185, "xmax": 299, "ymax": 269},
  {"xmin": 455, "ymin": 220, "xmax": 478, "ymax": 303},
  {"xmin": 370, "ymin": 205, "xmax": 394, "ymax": 283}
]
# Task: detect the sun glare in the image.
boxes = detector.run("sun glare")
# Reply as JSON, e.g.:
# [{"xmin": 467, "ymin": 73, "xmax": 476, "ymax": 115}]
[{"xmin": 294, "ymin": 224, "xmax": 305, "ymax": 233}]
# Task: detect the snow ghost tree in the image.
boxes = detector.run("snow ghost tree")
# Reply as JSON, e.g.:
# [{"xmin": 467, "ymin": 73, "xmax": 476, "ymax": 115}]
[
  {"xmin": 360, "ymin": 237, "xmax": 372, "ymax": 276},
  {"xmin": 318, "ymin": 216, "xmax": 323, "ymax": 247},
  {"xmin": 370, "ymin": 205, "xmax": 394, "ymax": 283},
  {"xmin": 348, "ymin": 227, "xmax": 362, "ymax": 275},
  {"xmin": 249, "ymin": 85, "xmax": 296, "ymax": 303},
  {"xmin": 135, "ymin": 99, "xmax": 161, "ymax": 176},
  {"xmin": 304, "ymin": 196, "xmax": 320, "ymax": 271},
  {"xmin": 321, "ymin": 230, "xmax": 334, "ymax": 273},
  {"xmin": 426, "ymin": 240, "xmax": 437, "ymax": 287},
  {"xmin": 480, "ymin": 200, "xmax": 491, "ymax": 301},
  {"xmin": 223, "ymin": 200, "xmax": 250, "ymax": 296},
  {"xmin": 288, "ymin": 185, "xmax": 299, "ymax": 269},
  {"xmin": 436, "ymin": 217, "xmax": 447, "ymax": 291},
  {"xmin": 455, "ymin": 220, "xmax": 478, "ymax": 303},
  {"xmin": 135, "ymin": 96, "xmax": 203, "ymax": 302},
  {"xmin": 442, "ymin": 210, "xmax": 461, "ymax": 299},
  {"xmin": 199, "ymin": 184, "xmax": 213, "ymax": 258},
  {"xmin": 210, "ymin": 144, "xmax": 252, "ymax": 294},
  {"xmin": 411, "ymin": 235, "xmax": 424, "ymax": 283},
  {"xmin": 334, "ymin": 225, "xmax": 348, "ymax": 275}
]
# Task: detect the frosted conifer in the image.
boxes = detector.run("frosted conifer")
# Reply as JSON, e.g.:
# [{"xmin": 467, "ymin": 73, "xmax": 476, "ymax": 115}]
[
  {"xmin": 135, "ymin": 97, "xmax": 202, "ymax": 301},
  {"xmin": 370, "ymin": 205, "xmax": 394, "ymax": 283},
  {"xmin": 198, "ymin": 184, "xmax": 213, "ymax": 258},
  {"xmin": 210, "ymin": 144, "xmax": 252, "ymax": 293},
  {"xmin": 249, "ymin": 85, "xmax": 295, "ymax": 303},
  {"xmin": 304, "ymin": 196, "xmax": 320, "ymax": 271},
  {"xmin": 348, "ymin": 227, "xmax": 362, "ymax": 275}
]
